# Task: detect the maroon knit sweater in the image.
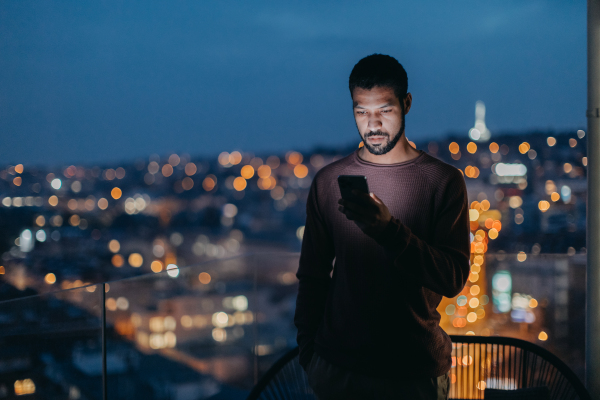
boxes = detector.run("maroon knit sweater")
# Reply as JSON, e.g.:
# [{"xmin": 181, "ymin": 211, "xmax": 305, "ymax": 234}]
[{"xmin": 294, "ymin": 147, "xmax": 470, "ymax": 379}]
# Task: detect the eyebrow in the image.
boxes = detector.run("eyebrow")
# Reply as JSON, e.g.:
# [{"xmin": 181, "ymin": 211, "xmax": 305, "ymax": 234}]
[{"xmin": 353, "ymin": 103, "xmax": 394, "ymax": 109}]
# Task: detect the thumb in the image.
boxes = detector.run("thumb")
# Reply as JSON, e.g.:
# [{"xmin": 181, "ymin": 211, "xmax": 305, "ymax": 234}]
[{"xmin": 370, "ymin": 192, "xmax": 382, "ymax": 204}]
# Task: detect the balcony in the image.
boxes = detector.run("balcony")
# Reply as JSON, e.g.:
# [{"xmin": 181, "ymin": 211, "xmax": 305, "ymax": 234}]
[{"xmin": 0, "ymin": 252, "xmax": 587, "ymax": 399}]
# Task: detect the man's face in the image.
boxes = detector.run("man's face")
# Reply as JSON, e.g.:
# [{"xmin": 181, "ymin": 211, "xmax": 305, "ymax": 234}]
[{"xmin": 352, "ymin": 86, "xmax": 406, "ymax": 155}]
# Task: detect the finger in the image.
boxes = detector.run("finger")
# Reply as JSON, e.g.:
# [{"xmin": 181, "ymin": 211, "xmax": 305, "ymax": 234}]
[
  {"xmin": 352, "ymin": 191, "xmax": 372, "ymax": 202},
  {"xmin": 347, "ymin": 197, "xmax": 379, "ymax": 213},
  {"xmin": 341, "ymin": 200, "xmax": 373, "ymax": 216},
  {"xmin": 370, "ymin": 192, "xmax": 382, "ymax": 204}
]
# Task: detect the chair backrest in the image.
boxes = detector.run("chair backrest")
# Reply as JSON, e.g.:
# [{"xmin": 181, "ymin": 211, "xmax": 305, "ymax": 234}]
[
  {"xmin": 246, "ymin": 347, "xmax": 316, "ymax": 400},
  {"xmin": 449, "ymin": 335, "xmax": 590, "ymax": 400},
  {"xmin": 247, "ymin": 336, "xmax": 591, "ymax": 400}
]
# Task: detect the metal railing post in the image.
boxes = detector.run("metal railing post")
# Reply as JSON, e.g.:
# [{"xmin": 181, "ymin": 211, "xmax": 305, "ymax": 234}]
[
  {"xmin": 102, "ymin": 283, "xmax": 107, "ymax": 400},
  {"xmin": 586, "ymin": 0, "xmax": 600, "ymax": 397}
]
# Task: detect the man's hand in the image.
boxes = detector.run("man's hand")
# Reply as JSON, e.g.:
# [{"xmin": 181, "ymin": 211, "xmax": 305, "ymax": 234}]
[{"xmin": 338, "ymin": 191, "xmax": 392, "ymax": 238}]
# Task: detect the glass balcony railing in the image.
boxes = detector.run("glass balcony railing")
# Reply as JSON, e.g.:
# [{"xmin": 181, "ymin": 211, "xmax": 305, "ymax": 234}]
[{"xmin": 0, "ymin": 251, "xmax": 586, "ymax": 399}]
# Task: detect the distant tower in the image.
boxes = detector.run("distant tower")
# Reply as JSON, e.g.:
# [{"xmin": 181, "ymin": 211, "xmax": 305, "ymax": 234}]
[{"xmin": 468, "ymin": 101, "xmax": 491, "ymax": 142}]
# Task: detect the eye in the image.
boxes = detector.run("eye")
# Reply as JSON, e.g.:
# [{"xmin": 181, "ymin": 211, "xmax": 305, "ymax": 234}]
[
  {"xmin": 381, "ymin": 109, "xmax": 392, "ymax": 113},
  {"xmin": 356, "ymin": 110, "xmax": 367, "ymax": 115}
]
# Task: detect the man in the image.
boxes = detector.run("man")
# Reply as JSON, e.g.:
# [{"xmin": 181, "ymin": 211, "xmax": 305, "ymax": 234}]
[{"xmin": 293, "ymin": 54, "xmax": 470, "ymax": 399}]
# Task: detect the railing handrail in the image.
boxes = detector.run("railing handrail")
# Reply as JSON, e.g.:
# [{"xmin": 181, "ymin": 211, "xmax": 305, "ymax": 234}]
[{"xmin": 0, "ymin": 250, "xmax": 300, "ymax": 306}]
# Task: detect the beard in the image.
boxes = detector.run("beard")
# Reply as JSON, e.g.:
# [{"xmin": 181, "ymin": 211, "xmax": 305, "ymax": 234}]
[{"xmin": 360, "ymin": 113, "xmax": 405, "ymax": 155}]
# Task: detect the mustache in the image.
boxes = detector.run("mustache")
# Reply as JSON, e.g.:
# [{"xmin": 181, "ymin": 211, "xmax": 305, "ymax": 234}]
[{"xmin": 364, "ymin": 131, "xmax": 389, "ymax": 138}]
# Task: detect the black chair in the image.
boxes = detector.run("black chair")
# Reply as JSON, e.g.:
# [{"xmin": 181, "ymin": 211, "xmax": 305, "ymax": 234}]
[{"xmin": 247, "ymin": 335, "xmax": 591, "ymax": 400}]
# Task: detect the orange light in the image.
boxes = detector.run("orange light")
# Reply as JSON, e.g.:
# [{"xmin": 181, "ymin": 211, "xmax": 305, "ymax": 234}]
[
  {"xmin": 108, "ymin": 240, "xmax": 120, "ymax": 253},
  {"xmin": 449, "ymin": 142, "xmax": 459, "ymax": 154},
  {"xmin": 202, "ymin": 176, "xmax": 216, "ymax": 191},
  {"xmin": 48, "ymin": 195, "xmax": 59, "ymax": 206},
  {"xmin": 518, "ymin": 142, "xmax": 531, "ymax": 154},
  {"xmin": 15, "ymin": 164, "xmax": 24, "ymax": 174},
  {"xmin": 489, "ymin": 142, "xmax": 499, "ymax": 153},
  {"xmin": 475, "ymin": 229, "xmax": 486, "ymax": 240},
  {"xmin": 492, "ymin": 220, "xmax": 502, "ymax": 231},
  {"xmin": 199, "ymin": 272, "xmax": 211, "ymax": 284},
  {"xmin": 151, "ymin": 260, "xmax": 163, "ymax": 273},
  {"xmin": 294, "ymin": 164, "xmax": 309, "ymax": 178},
  {"xmin": 229, "ymin": 151, "xmax": 243, "ymax": 165},
  {"xmin": 551, "ymin": 192, "xmax": 560, "ymax": 202},
  {"xmin": 162, "ymin": 164, "xmax": 173, "ymax": 177},
  {"xmin": 484, "ymin": 218, "xmax": 494, "ymax": 229},
  {"xmin": 218, "ymin": 152, "xmax": 230, "ymax": 166},
  {"xmin": 112, "ymin": 254, "xmax": 124, "ymax": 267},
  {"xmin": 69, "ymin": 215, "xmax": 80, "ymax": 226},
  {"xmin": 13, "ymin": 177, "xmax": 22, "ymax": 186},
  {"xmin": 233, "ymin": 177, "xmax": 247, "ymax": 191},
  {"xmin": 480, "ymin": 200, "xmax": 490, "ymax": 211},
  {"xmin": 466, "ymin": 142, "xmax": 477, "ymax": 154},
  {"xmin": 241, "ymin": 165, "xmax": 255, "ymax": 179},
  {"xmin": 257, "ymin": 165, "xmax": 271, "ymax": 178},
  {"xmin": 358, "ymin": 141, "xmax": 364, "ymax": 148},
  {"xmin": 185, "ymin": 163, "xmax": 197, "ymax": 176},
  {"xmin": 45, "ymin": 273, "xmax": 56, "ymax": 284},
  {"xmin": 286, "ymin": 151, "xmax": 303, "ymax": 165},
  {"xmin": 529, "ymin": 298, "xmax": 538, "ymax": 308},
  {"xmin": 111, "ymin": 187, "xmax": 122, "ymax": 200},
  {"xmin": 465, "ymin": 166, "xmax": 474, "ymax": 178},
  {"xmin": 128, "ymin": 253, "xmax": 143, "ymax": 268}
]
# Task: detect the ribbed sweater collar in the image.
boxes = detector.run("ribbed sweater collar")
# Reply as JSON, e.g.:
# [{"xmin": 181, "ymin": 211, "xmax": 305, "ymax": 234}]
[{"xmin": 353, "ymin": 147, "xmax": 426, "ymax": 168}]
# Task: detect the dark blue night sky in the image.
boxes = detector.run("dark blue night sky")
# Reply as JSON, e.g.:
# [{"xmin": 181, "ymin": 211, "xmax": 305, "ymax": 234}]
[{"xmin": 0, "ymin": 1, "xmax": 586, "ymax": 166}]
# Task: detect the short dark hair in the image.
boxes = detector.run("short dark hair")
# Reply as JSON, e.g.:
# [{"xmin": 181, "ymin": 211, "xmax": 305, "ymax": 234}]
[{"xmin": 348, "ymin": 54, "xmax": 408, "ymax": 103}]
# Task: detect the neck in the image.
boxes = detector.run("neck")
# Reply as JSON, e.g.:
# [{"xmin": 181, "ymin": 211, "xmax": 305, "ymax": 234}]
[{"xmin": 358, "ymin": 137, "xmax": 421, "ymax": 164}]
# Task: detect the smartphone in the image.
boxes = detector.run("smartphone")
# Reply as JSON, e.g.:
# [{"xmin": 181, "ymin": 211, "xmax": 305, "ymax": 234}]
[{"xmin": 337, "ymin": 175, "xmax": 369, "ymax": 201}]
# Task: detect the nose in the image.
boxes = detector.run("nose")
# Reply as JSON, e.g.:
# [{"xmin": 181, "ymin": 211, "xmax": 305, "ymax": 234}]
[{"xmin": 367, "ymin": 112, "xmax": 382, "ymax": 130}]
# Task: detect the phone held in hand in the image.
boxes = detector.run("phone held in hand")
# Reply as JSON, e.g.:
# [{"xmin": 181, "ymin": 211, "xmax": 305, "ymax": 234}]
[{"xmin": 337, "ymin": 175, "xmax": 369, "ymax": 201}]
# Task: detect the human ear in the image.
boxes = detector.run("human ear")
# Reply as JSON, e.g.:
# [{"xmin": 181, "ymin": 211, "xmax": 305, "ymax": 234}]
[{"xmin": 403, "ymin": 93, "xmax": 413, "ymax": 114}]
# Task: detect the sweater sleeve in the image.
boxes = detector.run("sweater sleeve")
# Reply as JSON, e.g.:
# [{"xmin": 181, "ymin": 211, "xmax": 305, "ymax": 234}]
[
  {"xmin": 374, "ymin": 169, "xmax": 470, "ymax": 298},
  {"xmin": 294, "ymin": 176, "xmax": 335, "ymax": 370}
]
